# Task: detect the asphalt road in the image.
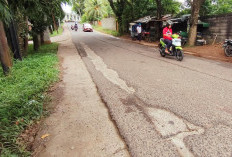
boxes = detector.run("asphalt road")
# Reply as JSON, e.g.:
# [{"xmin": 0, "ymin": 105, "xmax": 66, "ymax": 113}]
[{"xmin": 69, "ymin": 23, "xmax": 232, "ymax": 157}]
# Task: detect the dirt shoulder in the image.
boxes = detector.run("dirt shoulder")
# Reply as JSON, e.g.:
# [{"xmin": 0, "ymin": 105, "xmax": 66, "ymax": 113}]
[
  {"xmin": 120, "ymin": 34, "xmax": 232, "ymax": 63},
  {"xmin": 32, "ymin": 25, "xmax": 129, "ymax": 157},
  {"xmin": 184, "ymin": 43, "xmax": 232, "ymax": 63}
]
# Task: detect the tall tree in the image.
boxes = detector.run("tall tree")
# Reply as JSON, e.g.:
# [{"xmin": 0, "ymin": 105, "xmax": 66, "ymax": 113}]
[
  {"xmin": 84, "ymin": 0, "xmax": 108, "ymax": 21},
  {"xmin": 188, "ymin": 0, "xmax": 205, "ymax": 46},
  {"xmin": 72, "ymin": 0, "xmax": 85, "ymax": 17},
  {"xmin": 0, "ymin": 0, "xmax": 12, "ymax": 74},
  {"xmin": 155, "ymin": 0, "xmax": 162, "ymax": 19},
  {"xmin": 108, "ymin": 0, "xmax": 127, "ymax": 34},
  {"xmin": 0, "ymin": 21, "xmax": 12, "ymax": 74}
]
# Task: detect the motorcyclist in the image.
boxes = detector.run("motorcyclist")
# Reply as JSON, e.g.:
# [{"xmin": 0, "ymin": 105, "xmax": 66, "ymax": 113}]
[
  {"xmin": 163, "ymin": 20, "xmax": 173, "ymax": 53},
  {"xmin": 74, "ymin": 22, "xmax": 78, "ymax": 30}
]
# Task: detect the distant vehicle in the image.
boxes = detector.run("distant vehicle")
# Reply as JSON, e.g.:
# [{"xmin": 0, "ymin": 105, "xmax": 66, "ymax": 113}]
[{"xmin": 83, "ymin": 23, "xmax": 93, "ymax": 32}]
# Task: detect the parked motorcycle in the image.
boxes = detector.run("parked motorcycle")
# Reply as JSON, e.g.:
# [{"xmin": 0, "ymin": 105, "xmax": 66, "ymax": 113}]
[
  {"xmin": 223, "ymin": 39, "xmax": 232, "ymax": 57},
  {"xmin": 159, "ymin": 34, "xmax": 184, "ymax": 61}
]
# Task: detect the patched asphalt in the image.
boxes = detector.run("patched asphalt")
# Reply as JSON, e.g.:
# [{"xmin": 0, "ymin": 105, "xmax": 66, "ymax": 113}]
[{"xmin": 69, "ymin": 23, "xmax": 232, "ymax": 157}]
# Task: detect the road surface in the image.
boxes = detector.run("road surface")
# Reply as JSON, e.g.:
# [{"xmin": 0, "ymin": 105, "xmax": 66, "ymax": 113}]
[{"xmin": 69, "ymin": 23, "xmax": 232, "ymax": 157}]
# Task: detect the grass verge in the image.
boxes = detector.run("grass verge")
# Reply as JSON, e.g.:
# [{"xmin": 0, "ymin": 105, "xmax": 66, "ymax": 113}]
[
  {"xmin": 50, "ymin": 23, "xmax": 64, "ymax": 37},
  {"xmin": 0, "ymin": 43, "xmax": 59, "ymax": 156},
  {"xmin": 93, "ymin": 25, "xmax": 120, "ymax": 37}
]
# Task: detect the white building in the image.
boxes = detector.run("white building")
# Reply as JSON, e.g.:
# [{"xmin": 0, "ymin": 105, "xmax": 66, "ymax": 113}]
[{"xmin": 64, "ymin": 12, "xmax": 81, "ymax": 22}]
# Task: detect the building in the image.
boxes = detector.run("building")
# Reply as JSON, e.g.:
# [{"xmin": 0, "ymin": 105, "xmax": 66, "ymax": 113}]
[{"xmin": 64, "ymin": 12, "xmax": 81, "ymax": 22}]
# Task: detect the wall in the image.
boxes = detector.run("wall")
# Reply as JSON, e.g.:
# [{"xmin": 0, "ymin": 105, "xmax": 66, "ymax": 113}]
[
  {"xmin": 201, "ymin": 13, "xmax": 232, "ymax": 43},
  {"xmin": 101, "ymin": 17, "xmax": 116, "ymax": 31}
]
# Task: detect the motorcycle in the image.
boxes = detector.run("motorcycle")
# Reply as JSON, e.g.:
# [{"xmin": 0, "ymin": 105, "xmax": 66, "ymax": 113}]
[
  {"xmin": 223, "ymin": 39, "xmax": 232, "ymax": 57},
  {"xmin": 159, "ymin": 34, "xmax": 184, "ymax": 61}
]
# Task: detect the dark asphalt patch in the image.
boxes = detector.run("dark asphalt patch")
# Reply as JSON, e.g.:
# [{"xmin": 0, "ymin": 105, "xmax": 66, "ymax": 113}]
[{"xmin": 75, "ymin": 42, "xmax": 87, "ymax": 57}]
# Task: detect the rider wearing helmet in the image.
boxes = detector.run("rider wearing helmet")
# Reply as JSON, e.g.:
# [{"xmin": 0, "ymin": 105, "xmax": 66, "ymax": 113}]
[
  {"xmin": 163, "ymin": 20, "xmax": 173, "ymax": 53},
  {"xmin": 74, "ymin": 22, "xmax": 78, "ymax": 29}
]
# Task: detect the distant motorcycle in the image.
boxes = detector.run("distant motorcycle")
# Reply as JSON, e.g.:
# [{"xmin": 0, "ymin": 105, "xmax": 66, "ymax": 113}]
[
  {"xmin": 223, "ymin": 39, "xmax": 232, "ymax": 57},
  {"xmin": 74, "ymin": 25, "xmax": 78, "ymax": 31}
]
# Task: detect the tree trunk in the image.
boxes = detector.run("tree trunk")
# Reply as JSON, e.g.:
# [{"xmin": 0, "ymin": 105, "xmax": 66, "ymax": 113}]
[
  {"xmin": 155, "ymin": 0, "xmax": 163, "ymax": 39},
  {"xmin": 188, "ymin": 0, "xmax": 205, "ymax": 46},
  {"xmin": 5, "ymin": 21, "xmax": 22, "ymax": 60},
  {"xmin": 117, "ymin": 16, "xmax": 123, "ymax": 35},
  {"xmin": 52, "ymin": 13, "xmax": 58, "ymax": 33},
  {"xmin": 23, "ymin": 16, "xmax": 28, "ymax": 56},
  {"xmin": 40, "ymin": 32, "xmax": 44, "ymax": 45},
  {"xmin": 49, "ymin": 25, "xmax": 53, "ymax": 34},
  {"xmin": 43, "ymin": 27, "xmax": 51, "ymax": 44},
  {"xmin": 0, "ymin": 21, "xmax": 12, "ymax": 75},
  {"xmin": 155, "ymin": 0, "xmax": 162, "ymax": 19},
  {"xmin": 33, "ymin": 34, "xmax": 39, "ymax": 51}
]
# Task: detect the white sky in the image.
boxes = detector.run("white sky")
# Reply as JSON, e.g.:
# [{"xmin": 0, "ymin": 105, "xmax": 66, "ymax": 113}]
[{"xmin": 62, "ymin": 3, "xmax": 72, "ymax": 14}]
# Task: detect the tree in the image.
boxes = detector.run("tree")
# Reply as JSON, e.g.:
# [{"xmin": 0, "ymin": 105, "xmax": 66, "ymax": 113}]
[
  {"xmin": 0, "ymin": 21, "xmax": 12, "ymax": 75},
  {"xmin": 72, "ymin": 0, "xmax": 85, "ymax": 17},
  {"xmin": 162, "ymin": 0, "xmax": 181, "ymax": 15},
  {"xmin": 188, "ymin": 0, "xmax": 205, "ymax": 46},
  {"xmin": 84, "ymin": 0, "xmax": 108, "ymax": 22},
  {"xmin": 0, "ymin": 0, "xmax": 12, "ymax": 74},
  {"xmin": 0, "ymin": 0, "xmax": 12, "ymax": 24},
  {"xmin": 108, "ymin": 0, "xmax": 128, "ymax": 34},
  {"xmin": 155, "ymin": 0, "xmax": 162, "ymax": 19}
]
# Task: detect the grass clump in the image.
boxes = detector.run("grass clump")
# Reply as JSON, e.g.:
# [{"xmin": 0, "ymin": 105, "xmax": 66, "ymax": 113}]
[
  {"xmin": 0, "ymin": 43, "xmax": 59, "ymax": 156},
  {"xmin": 50, "ymin": 23, "xmax": 64, "ymax": 37},
  {"xmin": 93, "ymin": 25, "xmax": 121, "ymax": 37}
]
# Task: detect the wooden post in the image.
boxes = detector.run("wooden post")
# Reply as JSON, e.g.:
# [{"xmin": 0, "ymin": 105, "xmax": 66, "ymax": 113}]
[{"xmin": 0, "ymin": 21, "xmax": 12, "ymax": 74}]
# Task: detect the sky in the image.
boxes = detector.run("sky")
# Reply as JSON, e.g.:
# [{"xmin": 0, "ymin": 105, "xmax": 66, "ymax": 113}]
[{"xmin": 62, "ymin": 3, "xmax": 72, "ymax": 14}]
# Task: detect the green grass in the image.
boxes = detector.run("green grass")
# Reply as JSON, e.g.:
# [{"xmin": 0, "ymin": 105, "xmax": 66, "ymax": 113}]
[
  {"xmin": 93, "ymin": 25, "xmax": 121, "ymax": 37},
  {"xmin": 0, "ymin": 43, "xmax": 59, "ymax": 156},
  {"xmin": 50, "ymin": 24, "xmax": 64, "ymax": 37}
]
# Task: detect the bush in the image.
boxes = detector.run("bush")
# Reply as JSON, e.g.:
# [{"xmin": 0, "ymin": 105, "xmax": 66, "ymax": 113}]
[
  {"xmin": 50, "ymin": 24, "xmax": 64, "ymax": 37},
  {"xmin": 0, "ymin": 43, "xmax": 59, "ymax": 156},
  {"xmin": 93, "ymin": 25, "xmax": 121, "ymax": 37}
]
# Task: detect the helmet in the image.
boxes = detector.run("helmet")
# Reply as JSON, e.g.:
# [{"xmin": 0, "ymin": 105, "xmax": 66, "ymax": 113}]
[{"xmin": 166, "ymin": 20, "xmax": 173, "ymax": 27}]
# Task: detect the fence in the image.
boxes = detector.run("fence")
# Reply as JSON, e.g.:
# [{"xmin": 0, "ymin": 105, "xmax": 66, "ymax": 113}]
[
  {"xmin": 101, "ymin": 17, "xmax": 117, "ymax": 31},
  {"xmin": 201, "ymin": 13, "xmax": 232, "ymax": 43}
]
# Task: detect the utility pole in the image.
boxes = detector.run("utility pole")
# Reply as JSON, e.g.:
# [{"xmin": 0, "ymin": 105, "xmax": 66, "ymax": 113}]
[{"xmin": 0, "ymin": 21, "xmax": 12, "ymax": 75}]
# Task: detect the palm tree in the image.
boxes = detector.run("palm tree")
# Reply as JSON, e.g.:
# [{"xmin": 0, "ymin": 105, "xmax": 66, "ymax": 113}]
[{"xmin": 84, "ymin": 0, "xmax": 108, "ymax": 22}]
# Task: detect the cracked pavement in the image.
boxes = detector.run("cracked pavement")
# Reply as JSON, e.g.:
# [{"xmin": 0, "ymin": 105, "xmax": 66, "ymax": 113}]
[{"xmin": 69, "ymin": 23, "xmax": 232, "ymax": 157}]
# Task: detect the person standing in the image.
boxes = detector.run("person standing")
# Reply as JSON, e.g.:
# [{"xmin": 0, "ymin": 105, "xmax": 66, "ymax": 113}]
[{"xmin": 137, "ymin": 23, "xmax": 142, "ymax": 42}]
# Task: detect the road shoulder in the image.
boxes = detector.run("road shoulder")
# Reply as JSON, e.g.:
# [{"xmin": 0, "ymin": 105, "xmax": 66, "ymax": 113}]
[{"xmin": 32, "ymin": 25, "xmax": 129, "ymax": 157}]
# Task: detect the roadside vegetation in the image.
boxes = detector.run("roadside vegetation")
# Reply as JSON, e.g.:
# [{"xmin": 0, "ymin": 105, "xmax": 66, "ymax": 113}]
[
  {"xmin": 93, "ymin": 25, "xmax": 120, "ymax": 37},
  {"xmin": 72, "ymin": 0, "xmax": 232, "ymax": 45},
  {"xmin": 50, "ymin": 23, "xmax": 64, "ymax": 37},
  {"xmin": 0, "ymin": 43, "xmax": 59, "ymax": 156}
]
